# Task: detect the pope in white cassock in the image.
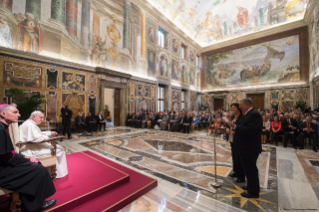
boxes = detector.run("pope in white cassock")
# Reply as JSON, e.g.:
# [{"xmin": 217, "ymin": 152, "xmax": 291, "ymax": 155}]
[{"xmin": 19, "ymin": 111, "xmax": 68, "ymax": 178}]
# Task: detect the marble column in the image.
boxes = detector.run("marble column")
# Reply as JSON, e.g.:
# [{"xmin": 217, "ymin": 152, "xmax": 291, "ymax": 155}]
[
  {"xmin": 123, "ymin": 0, "xmax": 131, "ymax": 49},
  {"xmin": 25, "ymin": 0, "xmax": 41, "ymax": 20},
  {"xmin": 141, "ymin": 13, "xmax": 146, "ymax": 56},
  {"xmin": 66, "ymin": 0, "xmax": 77, "ymax": 36},
  {"xmin": 80, "ymin": 0, "xmax": 90, "ymax": 47},
  {"xmin": 51, "ymin": 0, "xmax": 66, "ymax": 24},
  {"xmin": 0, "ymin": 0, "xmax": 13, "ymax": 11}
]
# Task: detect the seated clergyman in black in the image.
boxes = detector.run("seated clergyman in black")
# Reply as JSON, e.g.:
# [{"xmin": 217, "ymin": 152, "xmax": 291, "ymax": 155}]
[
  {"xmin": 75, "ymin": 112, "xmax": 85, "ymax": 132},
  {"xmin": 86, "ymin": 112, "xmax": 96, "ymax": 132},
  {"xmin": 0, "ymin": 103, "xmax": 56, "ymax": 212}
]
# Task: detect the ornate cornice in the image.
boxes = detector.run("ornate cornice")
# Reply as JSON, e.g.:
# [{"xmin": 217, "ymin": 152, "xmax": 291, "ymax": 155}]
[
  {"xmin": 96, "ymin": 67, "xmax": 132, "ymax": 78},
  {"xmin": 202, "ymin": 19, "xmax": 307, "ymax": 53},
  {"xmin": 129, "ymin": 76, "xmax": 158, "ymax": 84}
]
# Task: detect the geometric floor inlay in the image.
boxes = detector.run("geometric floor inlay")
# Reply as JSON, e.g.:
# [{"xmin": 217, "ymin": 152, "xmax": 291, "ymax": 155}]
[{"xmin": 81, "ymin": 129, "xmax": 278, "ymax": 212}]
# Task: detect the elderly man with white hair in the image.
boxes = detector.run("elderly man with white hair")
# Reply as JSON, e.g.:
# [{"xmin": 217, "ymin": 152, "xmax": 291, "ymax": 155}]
[{"xmin": 19, "ymin": 111, "xmax": 68, "ymax": 178}]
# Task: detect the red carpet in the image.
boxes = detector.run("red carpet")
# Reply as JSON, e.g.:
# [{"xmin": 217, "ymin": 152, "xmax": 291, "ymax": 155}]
[
  {"xmin": 46, "ymin": 151, "xmax": 157, "ymax": 212},
  {"xmin": 45, "ymin": 152, "xmax": 130, "ymax": 211}
]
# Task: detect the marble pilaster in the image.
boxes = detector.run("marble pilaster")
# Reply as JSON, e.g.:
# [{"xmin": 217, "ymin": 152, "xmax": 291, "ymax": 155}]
[
  {"xmin": 123, "ymin": 0, "xmax": 131, "ymax": 49},
  {"xmin": 141, "ymin": 13, "xmax": 146, "ymax": 57},
  {"xmin": 80, "ymin": 0, "xmax": 90, "ymax": 47},
  {"xmin": 51, "ymin": 0, "xmax": 66, "ymax": 24},
  {"xmin": 66, "ymin": 0, "xmax": 78, "ymax": 36},
  {"xmin": 25, "ymin": 0, "xmax": 41, "ymax": 20}
]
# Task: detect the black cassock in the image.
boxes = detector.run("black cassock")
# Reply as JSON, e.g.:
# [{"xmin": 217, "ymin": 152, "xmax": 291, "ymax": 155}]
[{"xmin": 0, "ymin": 122, "xmax": 56, "ymax": 212}]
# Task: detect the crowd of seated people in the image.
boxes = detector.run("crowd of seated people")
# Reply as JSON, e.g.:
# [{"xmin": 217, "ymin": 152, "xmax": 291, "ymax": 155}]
[
  {"xmin": 126, "ymin": 106, "xmax": 319, "ymax": 152},
  {"xmin": 74, "ymin": 111, "xmax": 110, "ymax": 133}
]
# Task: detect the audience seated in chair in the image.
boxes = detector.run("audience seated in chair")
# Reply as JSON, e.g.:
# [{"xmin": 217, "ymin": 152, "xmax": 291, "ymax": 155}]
[
  {"xmin": 96, "ymin": 111, "xmax": 106, "ymax": 131},
  {"xmin": 135, "ymin": 112, "xmax": 143, "ymax": 128},
  {"xmin": 0, "ymin": 104, "xmax": 57, "ymax": 212},
  {"xmin": 271, "ymin": 116, "xmax": 281, "ymax": 146},
  {"xmin": 126, "ymin": 111, "xmax": 133, "ymax": 126},
  {"xmin": 160, "ymin": 111, "xmax": 170, "ymax": 130},
  {"xmin": 171, "ymin": 112, "xmax": 181, "ymax": 132},
  {"xmin": 183, "ymin": 112, "xmax": 192, "ymax": 134},
  {"xmin": 19, "ymin": 111, "xmax": 69, "ymax": 179},
  {"xmin": 299, "ymin": 116, "xmax": 318, "ymax": 152},
  {"xmin": 86, "ymin": 112, "xmax": 96, "ymax": 132},
  {"xmin": 142, "ymin": 112, "xmax": 148, "ymax": 128},
  {"xmin": 211, "ymin": 113, "xmax": 222, "ymax": 135},
  {"xmin": 282, "ymin": 112, "xmax": 298, "ymax": 148},
  {"xmin": 261, "ymin": 115, "xmax": 270, "ymax": 144},
  {"xmin": 75, "ymin": 112, "xmax": 85, "ymax": 132}
]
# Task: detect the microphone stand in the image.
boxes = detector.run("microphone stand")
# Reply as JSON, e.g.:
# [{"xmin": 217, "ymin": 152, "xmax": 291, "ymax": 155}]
[{"xmin": 211, "ymin": 127, "xmax": 221, "ymax": 188}]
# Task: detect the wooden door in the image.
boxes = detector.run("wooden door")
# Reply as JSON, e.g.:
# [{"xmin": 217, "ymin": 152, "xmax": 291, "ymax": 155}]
[
  {"xmin": 214, "ymin": 99, "xmax": 224, "ymax": 110},
  {"xmin": 114, "ymin": 89, "xmax": 121, "ymax": 126},
  {"xmin": 247, "ymin": 94, "xmax": 264, "ymax": 111}
]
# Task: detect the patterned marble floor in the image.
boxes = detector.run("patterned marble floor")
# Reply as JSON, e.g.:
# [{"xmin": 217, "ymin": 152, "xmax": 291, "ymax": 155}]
[{"xmin": 57, "ymin": 127, "xmax": 283, "ymax": 211}]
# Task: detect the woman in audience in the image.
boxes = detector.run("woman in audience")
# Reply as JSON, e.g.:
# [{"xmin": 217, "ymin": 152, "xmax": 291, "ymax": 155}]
[
  {"xmin": 192, "ymin": 112, "xmax": 199, "ymax": 130},
  {"xmin": 226, "ymin": 103, "xmax": 244, "ymax": 180},
  {"xmin": 271, "ymin": 116, "xmax": 281, "ymax": 146},
  {"xmin": 261, "ymin": 115, "xmax": 270, "ymax": 144}
]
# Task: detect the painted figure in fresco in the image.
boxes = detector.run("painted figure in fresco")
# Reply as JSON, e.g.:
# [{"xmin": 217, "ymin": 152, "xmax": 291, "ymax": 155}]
[
  {"xmin": 147, "ymin": 50, "xmax": 156, "ymax": 77},
  {"xmin": 16, "ymin": 13, "xmax": 43, "ymax": 53},
  {"xmin": 172, "ymin": 38, "xmax": 178, "ymax": 53},
  {"xmin": 182, "ymin": 66, "xmax": 188, "ymax": 84},
  {"xmin": 0, "ymin": 15, "xmax": 12, "ymax": 48},
  {"xmin": 148, "ymin": 27, "xmax": 155, "ymax": 43},
  {"xmin": 159, "ymin": 55, "xmax": 168, "ymax": 77},
  {"xmin": 190, "ymin": 68, "xmax": 195, "ymax": 85},
  {"xmin": 90, "ymin": 35, "xmax": 108, "ymax": 66},
  {"xmin": 236, "ymin": 6, "xmax": 250, "ymax": 28},
  {"xmin": 197, "ymin": 72, "xmax": 200, "ymax": 87},
  {"xmin": 172, "ymin": 61, "xmax": 179, "ymax": 81},
  {"xmin": 189, "ymin": 51, "xmax": 194, "ymax": 63}
]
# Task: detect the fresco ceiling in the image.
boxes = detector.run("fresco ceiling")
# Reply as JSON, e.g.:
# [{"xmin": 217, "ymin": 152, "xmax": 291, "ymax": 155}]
[{"xmin": 147, "ymin": 0, "xmax": 308, "ymax": 47}]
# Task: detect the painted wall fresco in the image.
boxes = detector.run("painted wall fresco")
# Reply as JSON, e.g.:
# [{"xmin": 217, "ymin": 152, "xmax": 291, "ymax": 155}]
[
  {"xmin": 0, "ymin": 0, "xmax": 200, "ymax": 89},
  {"xmin": 309, "ymin": 1, "xmax": 319, "ymax": 81},
  {"xmin": 147, "ymin": 0, "xmax": 307, "ymax": 47},
  {"xmin": 205, "ymin": 35, "xmax": 300, "ymax": 89}
]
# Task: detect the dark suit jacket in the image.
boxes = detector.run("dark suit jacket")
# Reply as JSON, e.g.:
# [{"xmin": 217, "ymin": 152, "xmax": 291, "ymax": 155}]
[
  {"xmin": 95, "ymin": 114, "xmax": 105, "ymax": 123},
  {"xmin": 233, "ymin": 109, "xmax": 262, "ymax": 154},
  {"xmin": 299, "ymin": 122, "xmax": 317, "ymax": 134},
  {"xmin": 281, "ymin": 119, "xmax": 298, "ymax": 133},
  {"xmin": 86, "ymin": 116, "xmax": 95, "ymax": 125},
  {"xmin": 225, "ymin": 114, "xmax": 243, "ymax": 141},
  {"xmin": 184, "ymin": 116, "xmax": 193, "ymax": 125},
  {"xmin": 75, "ymin": 116, "xmax": 84, "ymax": 124},
  {"xmin": 64, "ymin": 108, "xmax": 73, "ymax": 125}
]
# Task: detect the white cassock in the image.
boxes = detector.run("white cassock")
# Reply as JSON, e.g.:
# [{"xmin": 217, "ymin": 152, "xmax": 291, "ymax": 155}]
[{"xmin": 19, "ymin": 119, "xmax": 68, "ymax": 178}]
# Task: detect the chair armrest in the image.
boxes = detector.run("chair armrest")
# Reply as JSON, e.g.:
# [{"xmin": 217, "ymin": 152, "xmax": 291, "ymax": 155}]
[{"xmin": 16, "ymin": 136, "xmax": 66, "ymax": 155}]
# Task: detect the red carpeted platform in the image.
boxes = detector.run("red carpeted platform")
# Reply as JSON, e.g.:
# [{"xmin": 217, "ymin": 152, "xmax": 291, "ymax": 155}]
[
  {"xmin": 45, "ymin": 152, "xmax": 130, "ymax": 211},
  {"xmin": 46, "ymin": 151, "xmax": 157, "ymax": 212}
]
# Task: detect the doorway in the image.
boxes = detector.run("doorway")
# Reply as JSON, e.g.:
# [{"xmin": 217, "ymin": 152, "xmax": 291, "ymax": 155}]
[
  {"xmin": 214, "ymin": 99, "xmax": 224, "ymax": 110},
  {"xmin": 247, "ymin": 93, "xmax": 265, "ymax": 111},
  {"xmin": 104, "ymin": 88, "xmax": 114, "ymax": 122},
  {"xmin": 114, "ymin": 89, "xmax": 121, "ymax": 126}
]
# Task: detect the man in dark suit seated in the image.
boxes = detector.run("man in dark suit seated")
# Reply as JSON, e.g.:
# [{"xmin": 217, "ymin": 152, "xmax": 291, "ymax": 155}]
[
  {"xmin": 183, "ymin": 112, "xmax": 192, "ymax": 134},
  {"xmin": 85, "ymin": 112, "xmax": 96, "ymax": 133},
  {"xmin": 95, "ymin": 111, "xmax": 106, "ymax": 131},
  {"xmin": 200, "ymin": 113, "xmax": 209, "ymax": 130},
  {"xmin": 171, "ymin": 112, "xmax": 181, "ymax": 132},
  {"xmin": 226, "ymin": 98, "xmax": 262, "ymax": 198},
  {"xmin": 75, "ymin": 112, "xmax": 85, "ymax": 132},
  {"xmin": 126, "ymin": 112, "xmax": 133, "ymax": 126},
  {"xmin": 282, "ymin": 112, "xmax": 298, "ymax": 149},
  {"xmin": 299, "ymin": 116, "xmax": 318, "ymax": 152},
  {"xmin": 135, "ymin": 112, "xmax": 143, "ymax": 128}
]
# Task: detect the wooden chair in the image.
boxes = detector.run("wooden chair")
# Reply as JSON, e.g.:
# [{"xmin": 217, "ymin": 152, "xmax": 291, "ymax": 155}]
[
  {"xmin": 16, "ymin": 136, "xmax": 66, "ymax": 181},
  {"xmin": 0, "ymin": 189, "xmax": 21, "ymax": 212}
]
